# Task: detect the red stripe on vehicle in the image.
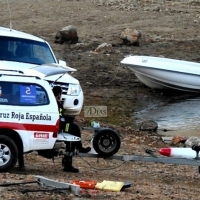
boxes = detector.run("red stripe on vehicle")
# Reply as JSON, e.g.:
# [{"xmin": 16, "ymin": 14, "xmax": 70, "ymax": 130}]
[{"xmin": 0, "ymin": 122, "xmax": 56, "ymax": 132}]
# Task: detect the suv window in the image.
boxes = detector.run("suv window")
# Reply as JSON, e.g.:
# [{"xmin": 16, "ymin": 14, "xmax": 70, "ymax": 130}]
[
  {"xmin": 0, "ymin": 81, "xmax": 49, "ymax": 106},
  {"xmin": 0, "ymin": 36, "xmax": 56, "ymax": 65}
]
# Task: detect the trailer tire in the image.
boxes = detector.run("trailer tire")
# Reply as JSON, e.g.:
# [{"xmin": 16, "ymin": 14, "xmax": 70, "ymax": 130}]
[
  {"xmin": 0, "ymin": 135, "xmax": 18, "ymax": 172},
  {"xmin": 93, "ymin": 129, "xmax": 121, "ymax": 157}
]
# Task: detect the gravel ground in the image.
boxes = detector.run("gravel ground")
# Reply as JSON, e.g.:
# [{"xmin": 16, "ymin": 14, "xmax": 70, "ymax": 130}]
[{"xmin": 0, "ymin": 0, "xmax": 200, "ymax": 199}]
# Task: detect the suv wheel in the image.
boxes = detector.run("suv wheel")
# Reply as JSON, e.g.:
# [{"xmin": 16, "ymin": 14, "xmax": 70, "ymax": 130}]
[{"xmin": 0, "ymin": 135, "xmax": 18, "ymax": 172}]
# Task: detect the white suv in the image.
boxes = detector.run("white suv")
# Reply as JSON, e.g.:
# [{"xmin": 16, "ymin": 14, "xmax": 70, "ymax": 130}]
[
  {"xmin": 0, "ymin": 26, "xmax": 83, "ymax": 116},
  {"xmin": 0, "ymin": 69, "xmax": 61, "ymax": 171}
]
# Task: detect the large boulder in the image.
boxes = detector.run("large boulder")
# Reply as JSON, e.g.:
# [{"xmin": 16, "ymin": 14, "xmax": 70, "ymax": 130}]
[
  {"xmin": 170, "ymin": 135, "xmax": 188, "ymax": 146},
  {"xmin": 120, "ymin": 28, "xmax": 142, "ymax": 46},
  {"xmin": 185, "ymin": 137, "xmax": 200, "ymax": 147},
  {"xmin": 139, "ymin": 120, "xmax": 158, "ymax": 131},
  {"xmin": 55, "ymin": 25, "xmax": 78, "ymax": 44}
]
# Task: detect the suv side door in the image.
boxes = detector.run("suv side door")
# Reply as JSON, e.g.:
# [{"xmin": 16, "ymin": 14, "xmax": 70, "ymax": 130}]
[{"xmin": 0, "ymin": 80, "xmax": 59, "ymax": 152}]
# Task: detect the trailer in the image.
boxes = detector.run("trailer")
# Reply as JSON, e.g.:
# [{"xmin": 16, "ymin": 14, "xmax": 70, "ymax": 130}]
[{"xmin": 59, "ymin": 126, "xmax": 200, "ymax": 174}]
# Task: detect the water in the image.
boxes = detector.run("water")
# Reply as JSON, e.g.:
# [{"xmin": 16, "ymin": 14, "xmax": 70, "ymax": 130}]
[{"xmin": 133, "ymin": 95, "xmax": 200, "ymax": 137}]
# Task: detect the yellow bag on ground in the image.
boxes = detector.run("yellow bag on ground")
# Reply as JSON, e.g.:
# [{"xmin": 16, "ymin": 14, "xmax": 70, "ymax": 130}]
[{"xmin": 95, "ymin": 180, "xmax": 124, "ymax": 192}]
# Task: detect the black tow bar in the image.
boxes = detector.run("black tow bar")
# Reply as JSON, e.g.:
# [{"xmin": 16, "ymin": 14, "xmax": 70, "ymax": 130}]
[{"xmin": 0, "ymin": 181, "xmax": 38, "ymax": 187}]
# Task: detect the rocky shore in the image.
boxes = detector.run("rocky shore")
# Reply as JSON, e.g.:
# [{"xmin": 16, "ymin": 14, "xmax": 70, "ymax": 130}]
[{"xmin": 0, "ymin": 0, "xmax": 200, "ymax": 199}]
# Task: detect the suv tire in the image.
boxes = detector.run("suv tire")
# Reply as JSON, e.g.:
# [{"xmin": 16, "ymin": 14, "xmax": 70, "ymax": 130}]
[{"xmin": 0, "ymin": 135, "xmax": 18, "ymax": 172}]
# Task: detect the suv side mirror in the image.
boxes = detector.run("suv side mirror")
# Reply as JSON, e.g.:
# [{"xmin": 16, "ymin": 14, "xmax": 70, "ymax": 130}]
[{"xmin": 58, "ymin": 60, "xmax": 67, "ymax": 67}]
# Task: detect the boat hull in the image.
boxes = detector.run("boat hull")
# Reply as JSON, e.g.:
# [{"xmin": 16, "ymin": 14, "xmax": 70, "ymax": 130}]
[{"xmin": 121, "ymin": 56, "xmax": 200, "ymax": 93}]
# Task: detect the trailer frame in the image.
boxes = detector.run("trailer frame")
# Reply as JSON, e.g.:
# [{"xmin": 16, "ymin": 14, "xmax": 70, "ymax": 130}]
[{"xmin": 61, "ymin": 126, "xmax": 200, "ymax": 173}]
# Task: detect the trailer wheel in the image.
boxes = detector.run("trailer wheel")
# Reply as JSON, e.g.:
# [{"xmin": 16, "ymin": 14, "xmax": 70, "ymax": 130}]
[
  {"xmin": 93, "ymin": 129, "xmax": 121, "ymax": 157},
  {"xmin": 0, "ymin": 135, "xmax": 18, "ymax": 172}
]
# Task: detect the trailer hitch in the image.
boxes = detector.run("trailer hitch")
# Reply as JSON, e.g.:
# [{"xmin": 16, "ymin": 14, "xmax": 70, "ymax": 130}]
[{"xmin": 145, "ymin": 149, "xmax": 157, "ymax": 157}]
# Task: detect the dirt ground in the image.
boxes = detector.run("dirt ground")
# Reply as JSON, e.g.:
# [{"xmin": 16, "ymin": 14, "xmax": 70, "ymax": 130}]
[{"xmin": 1, "ymin": 0, "xmax": 200, "ymax": 199}]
